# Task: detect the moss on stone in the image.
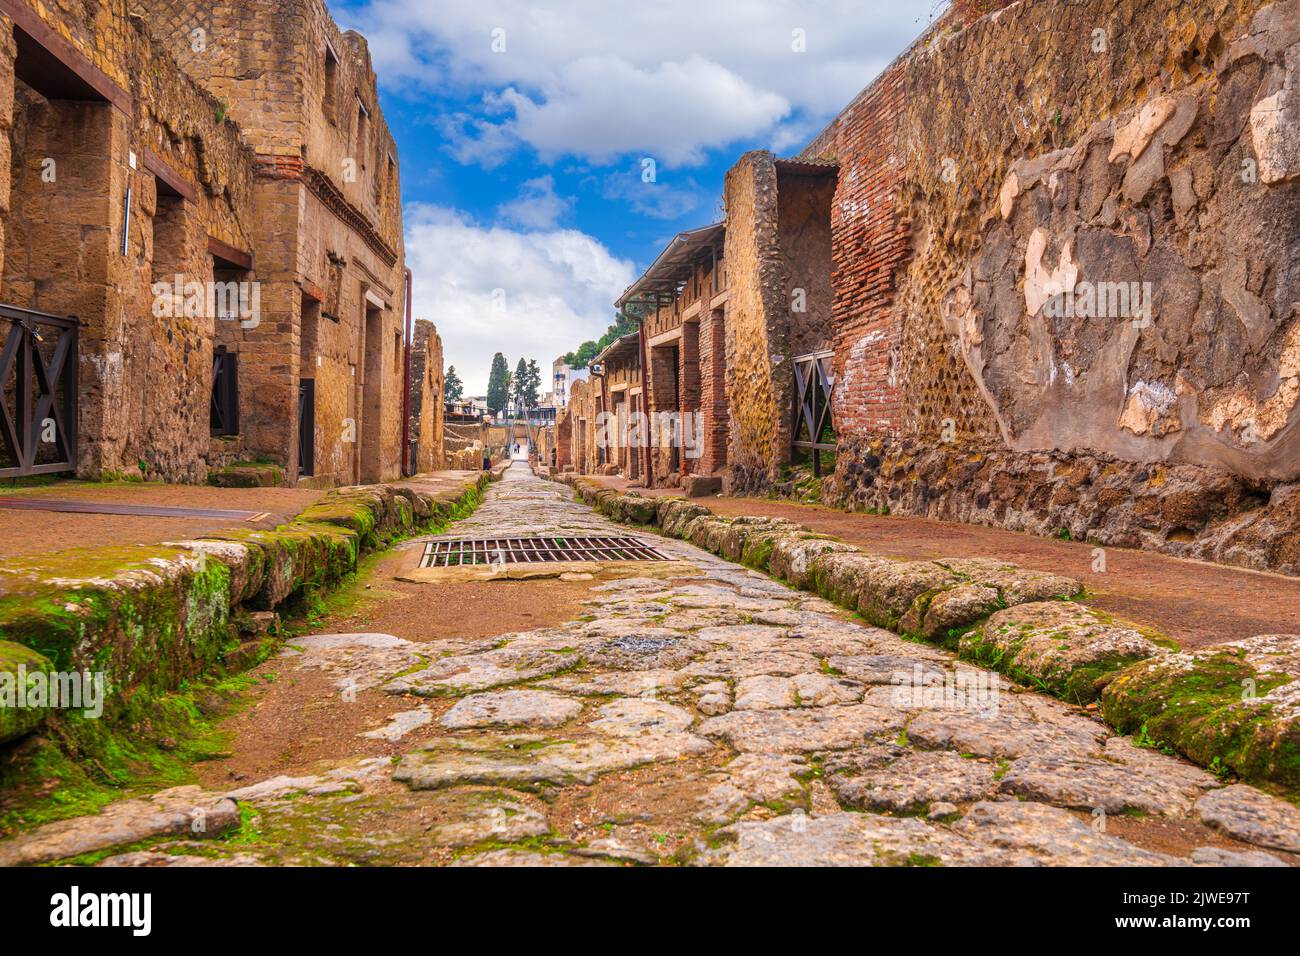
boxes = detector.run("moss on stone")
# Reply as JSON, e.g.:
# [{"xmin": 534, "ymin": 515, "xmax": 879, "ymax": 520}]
[
  {"xmin": 0, "ymin": 642, "xmax": 56, "ymax": 743},
  {"xmin": 1101, "ymin": 650, "xmax": 1300, "ymax": 789}
]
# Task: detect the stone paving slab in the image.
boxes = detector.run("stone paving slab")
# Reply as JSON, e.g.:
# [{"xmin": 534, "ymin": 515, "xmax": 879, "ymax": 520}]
[{"xmin": 4, "ymin": 465, "xmax": 1298, "ymax": 867}]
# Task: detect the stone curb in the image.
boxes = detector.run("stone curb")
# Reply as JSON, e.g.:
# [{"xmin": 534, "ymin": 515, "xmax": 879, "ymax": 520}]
[
  {"xmin": 0, "ymin": 468, "xmax": 500, "ymax": 741},
  {"xmin": 547, "ymin": 473, "xmax": 1300, "ymax": 792}
]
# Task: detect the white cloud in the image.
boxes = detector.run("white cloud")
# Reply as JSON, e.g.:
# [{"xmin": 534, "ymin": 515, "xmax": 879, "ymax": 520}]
[
  {"xmin": 437, "ymin": 110, "xmax": 518, "ymax": 169},
  {"xmin": 490, "ymin": 56, "xmax": 789, "ymax": 165},
  {"xmin": 496, "ymin": 175, "xmax": 573, "ymax": 228},
  {"xmin": 341, "ymin": 0, "xmax": 946, "ymax": 165},
  {"xmin": 599, "ymin": 168, "xmax": 708, "ymax": 221},
  {"xmin": 404, "ymin": 203, "xmax": 635, "ymax": 394}
]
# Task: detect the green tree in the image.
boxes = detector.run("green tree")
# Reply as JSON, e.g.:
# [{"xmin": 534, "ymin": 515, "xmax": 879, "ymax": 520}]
[
  {"xmin": 562, "ymin": 311, "xmax": 638, "ymax": 368},
  {"xmin": 486, "ymin": 353, "xmax": 510, "ymax": 414},
  {"xmin": 524, "ymin": 359, "xmax": 541, "ymax": 407},
  {"xmin": 512, "ymin": 357, "xmax": 528, "ymax": 410},
  {"xmin": 443, "ymin": 365, "xmax": 464, "ymax": 402}
]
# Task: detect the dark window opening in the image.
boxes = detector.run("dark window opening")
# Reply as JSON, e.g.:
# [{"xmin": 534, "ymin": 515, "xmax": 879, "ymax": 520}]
[{"xmin": 211, "ymin": 347, "xmax": 239, "ymax": 436}]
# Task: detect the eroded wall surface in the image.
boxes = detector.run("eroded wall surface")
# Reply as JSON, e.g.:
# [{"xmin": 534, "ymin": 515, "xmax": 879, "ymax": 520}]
[
  {"xmin": 1, "ymin": 0, "xmax": 257, "ymax": 481},
  {"xmin": 795, "ymin": 0, "xmax": 1300, "ymax": 574},
  {"xmin": 722, "ymin": 152, "xmax": 784, "ymax": 492}
]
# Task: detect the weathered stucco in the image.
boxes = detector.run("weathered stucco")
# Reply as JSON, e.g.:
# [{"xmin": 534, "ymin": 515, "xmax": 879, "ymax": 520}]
[{"xmin": 793, "ymin": 0, "xmax": 1300, "ymax": 575}]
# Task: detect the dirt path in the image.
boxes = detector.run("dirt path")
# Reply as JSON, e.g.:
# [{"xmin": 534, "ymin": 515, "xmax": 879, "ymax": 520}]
[
  {"xmin": 0, "ymin": 481, "xmax": 323, "ymax": 558},
  {"xmin": 3, "ymin": 465, "xmax": 1297, "ymax": 868},
  {"xmin": 585, "ymin": 478, "xmax": 1300, "ymax": 650}
]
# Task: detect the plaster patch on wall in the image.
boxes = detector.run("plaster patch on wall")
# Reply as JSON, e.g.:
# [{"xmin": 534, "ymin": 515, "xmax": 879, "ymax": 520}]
[
  {"xmin": 1119, "ymin": 379, "xmax": 1179, "ymax": 436},
  {"xmin": 1023, "ymin": 229, "xmax": 1078, "ymax": 317},
  {"xmin": 1109, "ymin": 95, "xmax": 1176, "ymax": 163},
  {"xmin": 1250, "ymin": 78, "xmax": 1300, "ymax": 184}
]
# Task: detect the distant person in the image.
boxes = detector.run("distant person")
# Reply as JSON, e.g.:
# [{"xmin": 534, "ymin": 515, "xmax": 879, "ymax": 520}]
[{"xmin": 482, "ymin": 451, "xmax": 491, "ymax": 470}]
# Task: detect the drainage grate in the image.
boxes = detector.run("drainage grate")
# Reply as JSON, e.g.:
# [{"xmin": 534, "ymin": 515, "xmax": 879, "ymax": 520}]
[{"xmin": 419, "ymin": 535, "xmax": 668, "ymax": 568}]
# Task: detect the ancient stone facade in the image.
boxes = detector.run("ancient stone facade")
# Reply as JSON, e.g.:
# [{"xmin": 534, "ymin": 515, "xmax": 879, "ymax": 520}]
[
  {"xmin": 407, "ymin": 318, "xmax": 444, "ymax": 475},
  {"xmin": 0, "ymin": 0, "xmax": 406, "ymax": 487},
  {"xmin": 722, "ymin": 154, "xmax": 836, "ymax": 492},
  {"xmin": 0, "ymin": 0, "xmax": 258, "ymax": 481},
  {"xmin": 556, "ymin": 375, "xmax": 603, "ymax": 476},
  {"xmin": 552, "ymin": 0, "xmax": 1300, "ymax": 574},
  {"xmin": 145, "ymin": 0, "xmax": 407, "ymax": 487},
  {"xmin": 710, "ymin": 0, "xmax": 1300, "ymax": 575},
  {"xmin": 620, "ymin": 224, "xmax": 727, "ymax": 489}
]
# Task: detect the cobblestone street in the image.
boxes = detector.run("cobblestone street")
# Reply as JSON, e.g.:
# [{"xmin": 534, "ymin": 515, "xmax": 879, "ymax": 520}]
[{"xmin": 5, "ymin": 465, "xmax": 1297, "ymax": 867}]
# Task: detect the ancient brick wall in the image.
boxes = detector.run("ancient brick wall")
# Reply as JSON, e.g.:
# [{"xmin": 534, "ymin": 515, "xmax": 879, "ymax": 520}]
[
  {"xmin": 799, "ymin": 55, "xmax": 911, "ymax": 444},
  {"xmin": 719, "ymin": 153, "xmax": 840, "ymax": 492},
  {"xmin": 697, "ymin": 303, "xmax": 729, "ymax": 474},
  {"xmin": 555, "ymin": 407, "xmax": 573, "ymax": 471},
  {"xmin": 561, "ymin": 376, "xmax": 602, "ymax": 475},
  {"xmin": 775, "ymin": 164, "xmax": 836, "ymax": 361},
  {"xmin": 1, "ymin": 0, "xmax": 258, "ymax": 482},
  {"xmin": 776, "ymin": 0, "xmax": 1300, "ymax": 575},
  {"xmin": 407, "ymin": 318, "xmax": 444, "ymax": 474}
]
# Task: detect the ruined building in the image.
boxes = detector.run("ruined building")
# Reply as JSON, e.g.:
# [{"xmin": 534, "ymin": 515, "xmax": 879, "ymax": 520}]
[
  {"xmin": 796, "ymin": 0, "xmax": 1300, "ymax": 575},
  {"xmin": 406, "ymin": 318, "xmax": 444, "ymax": 475},
  {"xmin": 558, "ymin": 0, "xmax": 1300, "ymax": 576},
  {"xmin": 619, "ymin": 223, "xmax": 728, "ymax": 490},
  {"xmin": 143, "ymin": 0, "xmax": 408, "ymax": 485},
  {"xmin": 1, "ymin": 0, "xmax": 256, "ymax": 482},
  {"xmin": 0, "ymin": 0, "xmax": 412, "ymax": 486}
]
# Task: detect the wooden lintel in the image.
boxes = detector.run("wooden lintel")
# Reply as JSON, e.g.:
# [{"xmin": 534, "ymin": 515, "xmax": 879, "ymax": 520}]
[
  {"xmin": 207, "ymin": 235, "xmax": 253, "ymax": 270},
  {"xmin": 143, "ymin": 149, "xmax": 198, "ymax": 203}
]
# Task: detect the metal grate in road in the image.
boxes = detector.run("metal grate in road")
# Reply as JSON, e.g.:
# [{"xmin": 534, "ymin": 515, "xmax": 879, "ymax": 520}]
[{"xmin": 419, "ymin": 535, "xmax": 668, "ymax": 567}]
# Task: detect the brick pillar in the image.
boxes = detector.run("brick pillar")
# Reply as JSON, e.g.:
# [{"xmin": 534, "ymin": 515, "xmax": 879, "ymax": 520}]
[
  {"xmin": 646, "ymin": 344, "xmax": 683, "ymax": 485},
  {"xmin": 697, "ymin": 306, "xmax": 729, "ymax": 474},
  {"xmin": 678, "ymin": 321, "xmax": 700, "ymax": 476},
  {"xmin": 236, "ymin": 178, "xmax": 301, "ymax": 476}
]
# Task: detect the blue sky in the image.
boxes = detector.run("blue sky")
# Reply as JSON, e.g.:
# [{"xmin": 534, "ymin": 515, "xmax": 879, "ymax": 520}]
[{"xmin": 337, "ymin": 0, "xmax": 946, "ymax": 394}]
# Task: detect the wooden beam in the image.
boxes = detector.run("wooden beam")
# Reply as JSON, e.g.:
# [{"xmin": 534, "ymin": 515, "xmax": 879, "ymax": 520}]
[
  {"xmin": 143, "ymin": 149, "xmax": 198, "ymax": 203},
  {"xmin": 0, "ymin": 0, "xmax": 130, "ymax": 112},
  {"xmin": 207, "ymin": 235, "xmax": 253, "ymax": 270}
]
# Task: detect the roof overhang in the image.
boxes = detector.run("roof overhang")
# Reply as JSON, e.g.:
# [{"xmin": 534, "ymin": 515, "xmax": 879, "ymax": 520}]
[
  {"xmin": 616, "ymin": 222, "xmax": 724, "ymax": 311},
  {"xmin": 592, "ymin": 331, "xmax": 640, "ymax": 369}
]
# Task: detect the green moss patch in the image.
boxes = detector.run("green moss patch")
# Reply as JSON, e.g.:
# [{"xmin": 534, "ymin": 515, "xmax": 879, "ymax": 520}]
[{"xmin": 1102, "ymin": 647, "xmax": 1300, "ymax": 789}]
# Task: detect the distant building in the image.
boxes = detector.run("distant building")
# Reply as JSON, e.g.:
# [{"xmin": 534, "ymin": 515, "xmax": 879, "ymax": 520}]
[{"xmin": 551, "ymin": 358, "xmax": 591, "ymax": 408}]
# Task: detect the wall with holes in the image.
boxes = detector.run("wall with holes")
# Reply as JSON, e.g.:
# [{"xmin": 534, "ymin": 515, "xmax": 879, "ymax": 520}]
[{"xmin": 774, "ymin": 0, "xmax": 1300, "ymax": 575}]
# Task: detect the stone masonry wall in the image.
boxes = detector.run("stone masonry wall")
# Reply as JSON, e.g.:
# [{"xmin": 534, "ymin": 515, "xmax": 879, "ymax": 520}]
[
  {"xmin": 722, "ymin": 152, "xmax": 785, "ymax": 492},
  {"xmin": 144, "ymin": 0, "xmax": 407, "ymax": 486},
  {"xmin": 407, "ymin": 317, "xmax": 445, "ymax": 475},
  {"xmin": 1, "ymin": 0, "xmax": 258, "ymax": 481},
  {"xmin": 788, "ymin": 0, "xmax": 1300, "ymax": 576}
]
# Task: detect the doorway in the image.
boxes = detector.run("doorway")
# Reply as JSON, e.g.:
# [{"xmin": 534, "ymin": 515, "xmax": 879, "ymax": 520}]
[{"xmin": 359, "ymin": 302, "xmax": 383, "ymax": 483}]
